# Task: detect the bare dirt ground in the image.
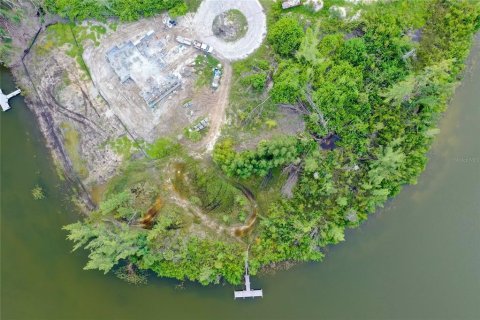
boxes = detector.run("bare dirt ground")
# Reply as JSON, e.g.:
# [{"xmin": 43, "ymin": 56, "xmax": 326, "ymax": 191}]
[
  {"xmin": 82, "ymin": 6, "xmax": 262, "ymax": 155},
  {"xmin": 10, "ymin": 27, "xmax": 126, "ymax": 210},
  {"xmin": 192, "ymin": 0, "xmax": 267, "ymax": 61},
  {"xmin": 197, "ymin": 63, "xmax": 232, "ymax": 153},
  {"xmin": 84, "ymin": 15, "xmax": 237, "ymax": 155},
  {"xmin": 1, "ymin": 2, "xmax": 43, "ymax": 67},
  {"xmin": 84, "ymin": 17, "xmax": 200, "ymax": 141}
]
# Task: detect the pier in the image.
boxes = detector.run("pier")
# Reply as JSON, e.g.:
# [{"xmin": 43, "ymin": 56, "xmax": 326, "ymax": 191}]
[
  {"xmin": 234, "ymin": 259, "xmax": 263, "ymax": 299},
  {"xmin": 1, "ymin": 88, "xmax": 21, "ymax": 111}
]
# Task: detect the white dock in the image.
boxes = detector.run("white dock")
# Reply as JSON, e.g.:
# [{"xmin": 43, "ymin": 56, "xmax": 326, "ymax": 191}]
[
  {"xmin": 1, "ymin": 88, "xmax": 21, "ymax": 111},
  {"xmin": 234, "ymin": 260, "xmax": 263, "ymax": 299}
]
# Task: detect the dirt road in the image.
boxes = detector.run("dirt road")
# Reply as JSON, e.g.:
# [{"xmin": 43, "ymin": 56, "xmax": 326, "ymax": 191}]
[{"xmin": 200, "ymin": 62, "xmax": 232, "ymax": 153}]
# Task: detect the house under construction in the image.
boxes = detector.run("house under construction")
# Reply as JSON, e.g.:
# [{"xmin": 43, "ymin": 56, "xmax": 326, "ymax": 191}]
[{"xmin": 106, "ymin": 30, "xmax": 181, "ymax": 109}]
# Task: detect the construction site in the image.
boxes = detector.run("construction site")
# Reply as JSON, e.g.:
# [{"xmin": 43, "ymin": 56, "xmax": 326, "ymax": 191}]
[
  {"xmin": 84, "ymin": 17, "xmax": 203, "ymax": 142},
  {"xmin": 83, "ymin": 0, "xmax": 266, "ymax": 146},
  {"xmin": 105, "ymin": 29, "xmax": 182, "ymax": 109}
]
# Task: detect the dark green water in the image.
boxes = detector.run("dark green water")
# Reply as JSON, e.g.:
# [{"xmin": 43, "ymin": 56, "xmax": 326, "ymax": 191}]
[{"xmin": 2, "ymin": 35, "xmax": 479, "ymax": 319}]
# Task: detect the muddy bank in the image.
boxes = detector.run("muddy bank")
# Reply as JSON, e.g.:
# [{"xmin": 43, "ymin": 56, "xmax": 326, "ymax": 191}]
[{"xmin": 5, "ymin": 5, "xmax": 124, "ymax": 210}]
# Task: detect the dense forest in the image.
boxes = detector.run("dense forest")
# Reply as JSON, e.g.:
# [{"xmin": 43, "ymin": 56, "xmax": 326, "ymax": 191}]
[
  {"xmin": 44, "ymin": 0, "xmax": 189, "ymax": 21},
  {"xmin": 52, "ymin": 0, "xmax": 480, "ymax": 285},
  {"xmin": 223, "ymin": 0, "xmax": 480, "ymax": 268}
]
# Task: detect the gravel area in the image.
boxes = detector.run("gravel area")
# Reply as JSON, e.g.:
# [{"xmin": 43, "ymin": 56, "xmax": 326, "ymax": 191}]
[{"xmin": 193, "ymin": 0, "xmax": 267, "ymax": 61}]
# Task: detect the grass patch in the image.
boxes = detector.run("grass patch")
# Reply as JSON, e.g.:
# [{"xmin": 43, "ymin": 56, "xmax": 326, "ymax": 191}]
[
  {"xmin": 193, "ymin": 169, "xmax": 250, "ymax": 226},
  {"xmin": 105, "ymin": 160, "xmax": 160, "ymax": 196},
  {"xmin": 53, "ymin": 70, "xmax": 72, "ymax": 95},
  {"xmin": 212, "ymin": 9, "xmax": 248, "ymax": 42},
  {"xmin": 105, "ymin": 144, "xmax": 251, "ymax": 226},
  {"xmin": 184, "ymin": 117, "xmax": 209, "ymax": 142},
  {"xmin": 108, "ymin": 136, "xmax": 144, "ymax": 159},
  {"xmin": 175, "ymin": 161, "xmax": 251, "ymax": 226},
  {"xmin": 184, "ymin": 128, "xmax": 203, "ymax": 142},
  {"xmin": 147, "ymin": 138, "xmax": 182, "ymax": 159},
  {"xmin": 109, "ymin": 22, "xmax": 118, "ymax": 31},
  {"xmin": 0, "ymin": 3, "xmax": 22, "ymax": 57},
  {"xmin": 36, "ymin": 23, "xmax": 110, "ymax": 78},
  {"xmin": 194, "ymin": 54, "xmax": 220, "ymax": 88},
  {"xmin": 185, "ymin": 0, "xmax": 202, "ymax": 12},
  {"xmin": 61, "ymin": 71, "xmax": 71, "ymax": 86},
  {"xmin": 228, "ymin": 44, "xmax": 277, "ymax": 131},
  {"xmin": 60, "ymin": 122, "xmax": 89, "ymax": 179}
]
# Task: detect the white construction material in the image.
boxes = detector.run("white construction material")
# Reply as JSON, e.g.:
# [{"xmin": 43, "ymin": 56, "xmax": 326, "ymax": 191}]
[
  {"xmin": 176, "ymin": 36, "xmax": 193, "ymax": 46},
  {"xmin": 282, "ymin": 0, "xmax": 301, "ymax": 9}
]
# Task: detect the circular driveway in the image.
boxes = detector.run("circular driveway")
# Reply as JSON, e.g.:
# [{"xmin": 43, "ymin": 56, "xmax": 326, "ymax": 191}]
[{"xmin": 193, "ymin": 0, "xmax": 267, "ymax": 61}]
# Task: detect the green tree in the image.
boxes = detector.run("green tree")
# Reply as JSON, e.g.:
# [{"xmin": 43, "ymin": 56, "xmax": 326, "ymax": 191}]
[
  {"xmin": 169, "ymin": 2, "xmax": 188, "ymax": 18},
  {"xmin": 382, "ymin": 59, "xmax": 455, "ymax": 110},
  {"xmin": 241, "ymin": 72, "xmax": 267, "ymax": 91},
  {"xmin": 317, "ymin": 33, "xmax": 344, "ymax": 58},
  {"xmin": 218, "ymin": 136, "xmax": 302, "ymax": 178},
  {"xmin": 296, "ymin": 27, "xmax": 320, "ymax": 65},
  {"xmin": 271, "ymin": 62, "xmax": 306, "ymax": 103},
  {"xmin": 45, "ymin": 0, "xmax": 186, "ymax": 21},
  {"xmin": 147, "ymin": 138, "xmax": 181, "ymax": 159},
  {"xmin": 418, "ymin": 0, "xmax": 480, "ymax": 69},
  {"xmin": 213, "ymin": 138, "xmax": 236, "ymax": 171},
  {"xmin": 268, "ymin": 17, "xmax": 304, "ymax": 56},
  {"xmin": 64, "ymin": 221, "xmax": 147, "ymax": 274},
  {"xmin": 366, "ymin": 140, "xmax": 406, "ymax": 188},
  {"xmin": 338, "ymin": 38, "xmax": 368, "ymax": 67}
]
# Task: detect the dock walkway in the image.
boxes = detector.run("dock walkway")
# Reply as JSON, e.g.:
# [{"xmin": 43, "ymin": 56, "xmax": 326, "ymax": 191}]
[
  {"xmin": 1, "ymin": 88, "xmax": 21, "ymax": 111},
  {"xmin": 234, "ymin": 259, "xmax": 263, "ymax": 299}
]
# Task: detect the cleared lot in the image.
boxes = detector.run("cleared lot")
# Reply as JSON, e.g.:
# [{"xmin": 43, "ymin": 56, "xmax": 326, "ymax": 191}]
[
  {"xmin": 84, "ymin": 18, "xmax": 213, "ymax": 142},
  {"xmin": 83, "ymin": 2, "xmax": 267, "ymax": 147}
]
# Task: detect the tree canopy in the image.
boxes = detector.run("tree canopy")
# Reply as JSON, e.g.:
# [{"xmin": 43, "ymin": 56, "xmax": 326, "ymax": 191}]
[
  {"xmin": 45, "ymin": 0, "xmax": 186, "ymax": 21},
  {"xmin": 268, "ymin": 17, "xmax": 305, "ymax": 57}
]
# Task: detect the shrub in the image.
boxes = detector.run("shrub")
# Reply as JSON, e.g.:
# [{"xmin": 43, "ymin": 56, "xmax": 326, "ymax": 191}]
[
  {"xmin": 32, "ymin": 185, "xmax": 45, "ymax": 200},
  {"xmin": 147, "ymin": 138, "xmax": 181, "ymax": 159},
  {"xmin": 268, "ymin": 17, "xmax": 304, "ymax": 57},
  {"xmin": 241, "ymin": 72, "xmax": 267, "ymax": 91}
]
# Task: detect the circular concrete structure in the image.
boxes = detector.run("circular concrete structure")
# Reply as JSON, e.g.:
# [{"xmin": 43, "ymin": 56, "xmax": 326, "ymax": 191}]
[{"xmin": 193, "ymin": 0, "xmax": 267, "ymax": 61}]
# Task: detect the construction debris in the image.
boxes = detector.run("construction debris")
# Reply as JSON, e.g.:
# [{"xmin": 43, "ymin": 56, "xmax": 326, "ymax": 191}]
[
  {"xmin": 176, "ymin": 36, "xmax": 193, "ymax": 46},
  {"xmin": 402, "ymin": 48, "xmax": 417, "ymax": 61},
  {"xmin": 80, "ymin": 9, "xmax": 235, "ymax": 146},
  {"xmin": 330, "ymin": 6, "xmax": 347, "ymax": 19},
  {"xmin": 163, "ymin": 15, "xmax": 177, "ymax": 28},
  {"xmin": 282, "ymin": 0, "xmax": 301, "ymax": 9},
  {"xmin": 305, "ymin": 0, "xmax": 324, "ymax": 12},
  {"xmin": 191, "ymin": 118, "xmax": 209, "ymax": 132}
]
